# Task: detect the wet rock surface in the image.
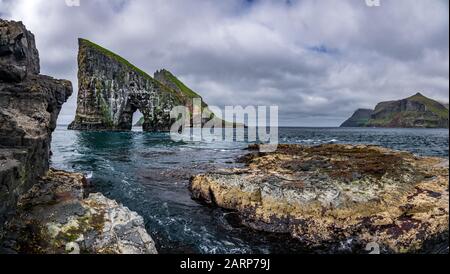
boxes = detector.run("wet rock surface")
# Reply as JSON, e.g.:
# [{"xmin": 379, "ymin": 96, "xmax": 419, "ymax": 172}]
[
  {"xmin": 1, "ymin": 169, "xmax": 158, "ymax": 254},
  {"xmin": 190, "ymin": 144, "xmax": 449, "ymax": 253}
]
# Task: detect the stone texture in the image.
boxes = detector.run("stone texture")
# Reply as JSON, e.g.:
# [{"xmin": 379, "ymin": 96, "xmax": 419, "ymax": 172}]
[
  {"xmin": 68, "ymin": 39, "xmax": 186, "ymax": 132},
  {"xmin": 1, "ymin": 20, "xmax": 157, "ymax": 254},
  {"xmin": 190, "ymin": 144, "xmax": 449, "ymax": 253},
  {"xmin": 0, "ymin": 19, "xmax": 40, "ymax": 82},
  {"xmin": 0, "ymin": 20, "xmax": 73, "ymax": 231},
  {"xmin": 1, "ymin": 169, "xmax": 158, "ymax": 254}
]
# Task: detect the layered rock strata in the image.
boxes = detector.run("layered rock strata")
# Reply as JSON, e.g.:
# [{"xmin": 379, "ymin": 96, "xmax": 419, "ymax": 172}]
[{"xmin": 190, "ymin": 144, "xmax": 449, "ymax": 253}]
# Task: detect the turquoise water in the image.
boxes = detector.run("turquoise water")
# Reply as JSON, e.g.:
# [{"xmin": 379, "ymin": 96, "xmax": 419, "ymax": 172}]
[{"xmin": 51, "ymin": 127, "xmax": 449, "ymax": 254}]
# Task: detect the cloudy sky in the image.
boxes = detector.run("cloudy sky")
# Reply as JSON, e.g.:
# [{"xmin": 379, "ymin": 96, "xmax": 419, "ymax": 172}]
[{"xmin": 1, "ymin": 0, "xmax": 448, "ymax": 126}]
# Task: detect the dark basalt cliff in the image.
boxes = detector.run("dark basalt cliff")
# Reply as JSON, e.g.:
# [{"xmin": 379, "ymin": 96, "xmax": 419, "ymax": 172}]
[
  {"xmin": 341, "ymin": 93, "xmax": 449, "ymax": 128},
  {"xmin": 0, "ymin": 19, "xmax": 72, "ymax": 229},
  {"xmin": 0, "ymin": 20, "xmax": 39, "ymax": 82},
  {"xmin": 0, "ymin": 20, "xmax": 157, "ymax": 254},
  {"xmin": 68, "ymin": 39, "xmax": 191, "ymax": 132}
]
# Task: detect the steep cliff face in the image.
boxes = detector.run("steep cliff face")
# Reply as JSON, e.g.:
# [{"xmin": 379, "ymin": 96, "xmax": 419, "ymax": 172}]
[
  {"xmin": 340, "ymin": 109, "xmax": 373, "ymax": 128},
  {"xmin": 0, "ymin": 20, "xmax": 39, "ymax": 82},
  {"xmin": 68, "ymin": 39, "xmax": 187, "ymax": 132},
  {"xmin": 0, "ymin": 20, "xmax": 73, "ymax": 229},
  {"xmin": 1, "ymin": 169, "xmax": 157, "ymax": 254},
  {"xmin": 1, "ymin": 21, "xmax": 157, "ymax": 254},
  {"xmin": 135, "ymin": 69, "xmax": 238, "ymax": 128},
  {"xmin": 341, "ymin": 93, "xmax": 449, "ymax": 128}
]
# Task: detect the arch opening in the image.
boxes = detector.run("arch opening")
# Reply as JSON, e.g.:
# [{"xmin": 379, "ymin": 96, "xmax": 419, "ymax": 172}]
[{"xmin": 132, "ymin": 110, "xmax": 144, "ymax": 131}]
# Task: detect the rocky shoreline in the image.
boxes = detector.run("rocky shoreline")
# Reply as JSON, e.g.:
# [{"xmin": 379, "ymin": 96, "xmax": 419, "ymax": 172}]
[
  {"xmin": 1, "ymin": 169, "xmax": 157, "ymax": 254},
  {"xmin": 190, "ymin": 144, "xmax": 449, "ymax": 253},
  {"xmin": 0, "ymin": 19, "xmax": 157, "ymax": 254}
]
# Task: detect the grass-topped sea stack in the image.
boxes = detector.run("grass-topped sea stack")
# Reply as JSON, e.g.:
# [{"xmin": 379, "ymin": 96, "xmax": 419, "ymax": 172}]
[
  {"xmin": 69, "ymin": 39, "xmax": 229, "ymax": 132},
  {"xmin": 135, "ymin": 69, "xmax": 236, "ymax": 128}
]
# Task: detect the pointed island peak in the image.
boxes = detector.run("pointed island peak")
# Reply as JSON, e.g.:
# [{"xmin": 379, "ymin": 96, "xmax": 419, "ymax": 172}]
[
  {"xmin": 78, "ymin": 38, "xmax": 156, "ymax": 82},
  {"xmin": 341, "ymin": 93, "xmax": 449, "ymax": 128},
  {"xmin": 154, "ymin": 69, "xmax": 202, "ymax": 100}
]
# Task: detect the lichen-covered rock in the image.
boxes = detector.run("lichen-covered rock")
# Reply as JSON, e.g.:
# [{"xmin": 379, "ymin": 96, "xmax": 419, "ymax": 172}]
[
  {"xmin": 68, "ymin": 39, "xmax": 187, "ymax": 132},
  {"xmin": 0, "ymin": 19, "xmax": 73, "ymax": 231},
  {"xmin": 1, "ymin": 169, "xmax": 158, "ymax": 254},
  {"xmin": 190, "ymin": 144, "xmax": 449, "ymax": 253},
  {"xmin": 0, "ymin": 19, "xmax": 40, "ymax": 82}
]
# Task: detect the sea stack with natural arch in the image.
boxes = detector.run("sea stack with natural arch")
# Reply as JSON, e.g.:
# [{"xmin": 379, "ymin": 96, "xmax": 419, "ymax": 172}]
[{"xmin": 68, "ymin": 39, "xmax": 229, "ymax": 132}]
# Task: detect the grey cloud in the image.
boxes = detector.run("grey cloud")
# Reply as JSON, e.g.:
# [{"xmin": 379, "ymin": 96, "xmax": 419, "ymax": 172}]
[{"xmin": 1, "ymin": 0, "xmax": 448, "ymax": 127}]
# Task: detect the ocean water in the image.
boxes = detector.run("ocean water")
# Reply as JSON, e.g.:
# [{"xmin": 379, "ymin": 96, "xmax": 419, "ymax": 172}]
[{"xmin": 51, "ymin": 127, "xmax": 449, "ymax": 254}]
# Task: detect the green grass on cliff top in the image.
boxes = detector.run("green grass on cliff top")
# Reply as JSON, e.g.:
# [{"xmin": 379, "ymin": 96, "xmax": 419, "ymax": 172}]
[
  {"xmin": 160, "ymin": 69, "xmax": 202, "ymax": 99},
  {"xmin": 79, "ymin": 38, "xmax": 155, "ymax": 81},
  {"xmin": 408, "ymin": 93, "xmax": 449, "ymax": 118}
]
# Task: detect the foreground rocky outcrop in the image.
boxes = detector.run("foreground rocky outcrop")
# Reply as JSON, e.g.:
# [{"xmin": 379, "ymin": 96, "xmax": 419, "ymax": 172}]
[
  {"xmin": 0, "ymin": 19, "xmax": 72, "ymax": 230},
  {"xmin": 190, "ymin": 144, "xmax": 449, "ymax": 253},
  {"xmin": 341, "ymin": 93, "xmax": 449, "ymax": 128},
  {"xmin": 1, "ymin": 169, "xmax": 157, "ymax": 254},
  {"xmin": 1, "ymin": 19, "xmax": 157, "ymax": 254}
]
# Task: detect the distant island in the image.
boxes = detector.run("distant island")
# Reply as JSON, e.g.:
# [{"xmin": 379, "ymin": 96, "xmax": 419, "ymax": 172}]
[{"xmin": 341, "ymin": 93, "xmax": 449, "ymax": 128}]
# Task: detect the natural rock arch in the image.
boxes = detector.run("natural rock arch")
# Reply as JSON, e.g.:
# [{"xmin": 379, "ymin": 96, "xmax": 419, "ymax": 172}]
[
  {"xmin": 68, "ymin": 39, "xmax": 187, "ymax": 132},
  {"xmin": 68, "ymin": 39, "xmax": 231, "ymax": 132}
]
